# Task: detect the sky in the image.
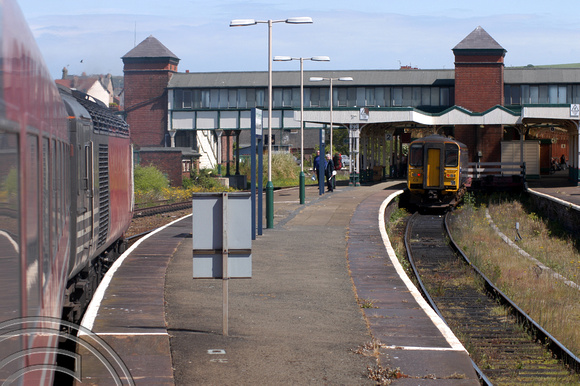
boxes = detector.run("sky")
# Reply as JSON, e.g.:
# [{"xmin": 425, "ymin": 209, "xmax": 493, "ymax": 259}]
[{"xmin": 16, "ymin": 0, "xmax": 580, "ymax": 80}]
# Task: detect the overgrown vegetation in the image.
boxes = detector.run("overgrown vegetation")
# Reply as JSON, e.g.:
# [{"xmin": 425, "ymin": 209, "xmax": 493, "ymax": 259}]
[
  {"xmin": 134, "ymin": 164, "xmax": 233, "ymax": 206},
  {"xmin": 238, "ymin": 152, "xmax": 326, "ymax": 187},
  {"xmin": 448, "ymin": 193, "xmax": 580, "ymax": 357}
]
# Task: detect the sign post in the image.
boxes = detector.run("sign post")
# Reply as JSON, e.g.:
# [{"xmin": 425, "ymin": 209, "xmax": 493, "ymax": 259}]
[
  {"xmin": 319, "ymin": 128, "xmax": 325, "ymax": 194},
  {"xmin": 192, "ymin": 192, "xmax": 252, "ymax": 336},
  {"xmin": 251, "ymin": 108, "xmax": 263, "ymax": 239}
]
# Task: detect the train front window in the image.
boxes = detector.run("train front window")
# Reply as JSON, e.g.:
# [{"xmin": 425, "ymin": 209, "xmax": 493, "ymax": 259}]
[
  {"xmin": 409, "ymin": 144, "xmax": 423, "ymax": 167},
  {"xmin": 445, "ymin": 144, "xmax": 459, "ymax": 167}
]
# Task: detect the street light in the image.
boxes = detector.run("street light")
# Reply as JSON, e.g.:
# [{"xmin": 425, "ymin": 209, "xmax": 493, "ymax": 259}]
[
  {"xmin": 273, "ymin": 55, "xmax": 330, "ymax": 204},
  {"xmin": 230, "ymin": 17, "xmax": 313, "ymax": 229},
  {"xmin": 309, "ymin": 76, "xmax": 353, "ymax": 158}
]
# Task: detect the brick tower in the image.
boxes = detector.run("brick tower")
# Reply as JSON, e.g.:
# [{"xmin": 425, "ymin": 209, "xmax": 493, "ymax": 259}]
[
  {"xmin": 122, "ymin": 36, "xmax": 179, "ymax": 148},
  {"xmin": 453, "ymin": 26, "xmax": 506, "ymax": 162},
  {"xmin": 122, "ymin": 36, "xmax": 183, "ymax": 185}
]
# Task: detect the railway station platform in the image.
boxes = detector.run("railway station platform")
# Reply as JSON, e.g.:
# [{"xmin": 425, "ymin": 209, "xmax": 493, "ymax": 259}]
[
  {"xmin": 526, "ymin": 171, "xmax": 580, "ymax": 206},
  {"xmin": 78, "ymin": 179, "xmax": 481, "ymax": 385}
]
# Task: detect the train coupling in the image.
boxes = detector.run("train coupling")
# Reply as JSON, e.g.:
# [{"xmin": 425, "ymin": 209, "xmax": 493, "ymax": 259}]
[{"xmin": 427, "ymin": 190, "xmax": 438, "ymax": 200}]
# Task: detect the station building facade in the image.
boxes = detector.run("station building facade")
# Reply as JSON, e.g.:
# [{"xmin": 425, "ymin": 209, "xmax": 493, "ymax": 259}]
[{"xmin": 123, "ymin": 27, "xmax": 580, "ymax": 186}]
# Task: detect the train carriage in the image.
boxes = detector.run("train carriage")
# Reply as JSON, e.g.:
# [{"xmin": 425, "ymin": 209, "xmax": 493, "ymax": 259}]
[
  {"xmin": 59, "ymin": 87, "xmax": 133, "ymax": 325},
  {"xmin": 407, "ymin": 134, "xmax": 470, "ymax": 208},
  {"xmin": 0, "ymin": 0, "xmax": 133, "ymax": 383}
]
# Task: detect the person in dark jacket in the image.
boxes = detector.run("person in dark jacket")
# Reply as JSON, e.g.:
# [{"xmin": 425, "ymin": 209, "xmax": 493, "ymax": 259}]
[
  {"xmin": 313, "ymin": 150, "xmax": 321, "ymax": 180},
  {"xmin": 325, "ymin": 153, "xmax": 335, "ymax": 192}
]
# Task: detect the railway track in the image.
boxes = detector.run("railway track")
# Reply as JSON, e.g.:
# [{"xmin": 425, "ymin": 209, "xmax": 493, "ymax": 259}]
[
  {"xmin": 404, "ymin": 212, "xmax": 580, "ymax": 384},
  {"xmin": 134, "ymin": 200, "xmax": 191, "ymax": 218}
]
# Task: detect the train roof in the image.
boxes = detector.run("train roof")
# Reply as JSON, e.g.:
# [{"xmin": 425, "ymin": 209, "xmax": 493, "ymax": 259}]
[{"xmin": 411, "ymin": 134, "xmax": 468, "ymax": 148}]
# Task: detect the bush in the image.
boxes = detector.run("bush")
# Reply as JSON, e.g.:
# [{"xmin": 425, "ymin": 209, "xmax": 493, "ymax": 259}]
[
  {"xmin": 134, "ymin": 165, "xmax": 169, "ymax": 193},
  {"xmin": 238, "ymin": 152, "xmax": 300, "ymax": 187},
  {"xmin": 187, "ymin": 168, "xmax": 230, "ymax": 191}
]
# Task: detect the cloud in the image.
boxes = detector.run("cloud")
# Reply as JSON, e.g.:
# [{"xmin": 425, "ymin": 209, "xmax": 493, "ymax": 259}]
[{"xmin": 24, "ymin": 5, "xmax": 580, "ymax": 79}]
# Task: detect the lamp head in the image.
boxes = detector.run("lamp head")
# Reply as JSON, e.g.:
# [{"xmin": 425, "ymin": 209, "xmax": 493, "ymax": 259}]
[
  {"xmin": 285, "ymin": 17, "xmax": 313, "ymax": 24},
  {"xmin": 230, "ymin": 19, "xmax": 257, "ymax": 27}
]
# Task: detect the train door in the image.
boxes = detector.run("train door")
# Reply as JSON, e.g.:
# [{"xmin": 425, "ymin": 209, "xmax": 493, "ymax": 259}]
[{"xmin": 426, "ymin": 148, "xmax": 441, "ymax": 188}]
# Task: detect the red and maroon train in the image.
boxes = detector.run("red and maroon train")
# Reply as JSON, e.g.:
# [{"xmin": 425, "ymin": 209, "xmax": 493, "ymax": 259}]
[{"xmin": 0, "ymin": 0, "xmax": 133, "ymax": 383}]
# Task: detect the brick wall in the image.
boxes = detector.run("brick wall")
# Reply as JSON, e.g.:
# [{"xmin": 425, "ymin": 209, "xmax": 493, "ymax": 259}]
[
  {"xmin": 455, "ymin": 125, "xmax": 502, "ymax": 163},
  {"xmin": 140, "ymin": 150, "xmax": 183, "ymax": 187},
  {"xmin": 124, "ymin": 61, "xmax": 176, "ymax": 149},
  {"xmin": 454, "ymin": 62, "xmax": 504, "ymax": 112}
]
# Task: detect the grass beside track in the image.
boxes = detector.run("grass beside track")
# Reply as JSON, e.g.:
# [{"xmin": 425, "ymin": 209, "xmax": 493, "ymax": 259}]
[{"xmin": 447, "ymin": 193, "xmax": 580, "ymax": 359}]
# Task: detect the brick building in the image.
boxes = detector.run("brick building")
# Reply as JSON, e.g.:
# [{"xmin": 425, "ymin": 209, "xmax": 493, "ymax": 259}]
[
  {"xmin": 124, "ymin": 27, "xmax": 580, "ymax": 184},
  {"xmin": 122, "ymin": 36, "xmax": 185, "ymax": 186}
]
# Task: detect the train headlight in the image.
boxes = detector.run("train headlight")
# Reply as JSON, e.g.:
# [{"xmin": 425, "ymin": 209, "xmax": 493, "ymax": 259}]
[{"xmin": 445, "ymin": 173, "xmax": 456, "ymax": 178}]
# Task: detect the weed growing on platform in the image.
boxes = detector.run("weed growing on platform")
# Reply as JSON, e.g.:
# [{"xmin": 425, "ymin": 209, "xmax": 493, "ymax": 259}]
[{"xmin": 448, "ymin": 196, "xmax": 580, "ymax": 357}]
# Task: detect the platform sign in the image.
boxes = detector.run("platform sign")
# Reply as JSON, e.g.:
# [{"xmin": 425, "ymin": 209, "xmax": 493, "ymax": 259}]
[
  {"xmin": 192, "ymin": 192, "xmax": 252, "ymax": 278},
  {"xmin": 192, "ymin": 192, "xmax": 252, "ymax": 336}
]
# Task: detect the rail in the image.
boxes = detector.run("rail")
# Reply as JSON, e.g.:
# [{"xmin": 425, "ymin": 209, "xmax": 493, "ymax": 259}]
[{"xmin": 467, "ymin": 161, "xmax": 526, "ymax": 179}]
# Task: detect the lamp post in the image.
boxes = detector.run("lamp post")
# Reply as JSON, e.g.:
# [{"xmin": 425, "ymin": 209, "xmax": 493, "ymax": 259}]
[
  {"xmin": 230, "ymin": 17, "xmax": 313, "ymax": 229},
  {"xmin": 273, "ymin": 55, "xmax": 330, "ymax": 204},
  {"xmin": 309, "ymin": 76, "xmax": 353, "ymax": 158}
]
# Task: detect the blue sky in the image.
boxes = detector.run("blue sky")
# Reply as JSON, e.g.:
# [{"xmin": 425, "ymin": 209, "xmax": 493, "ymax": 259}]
[{"xmin": 17, "ymin": 0, "xmax": 580, "ymax": 80}]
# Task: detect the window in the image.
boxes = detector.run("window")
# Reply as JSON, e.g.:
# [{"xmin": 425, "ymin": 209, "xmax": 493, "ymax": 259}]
[
  {"xmin": 347, "ymin": 87, "xmax": 357, "ymax": 107},
  {"xmin": 409, "ymin": 144, "xmax": 423, "ymax": 167},
  {"xmin": 539, "ymin": 85, "xmax": 548, "ymax": 104},
  {"xmin": 256, "ymin": 89, "xmax": 265, "ymax": 107},
  {"xmin": 530, "ymin": 86, "xmax": 539, "ymax": 104},
  {"xmin": 283, "ymin": 88, "xmax": 293, "ymax": 107},
  {"xmin": 192, "ymin": 90, "xmax": 201, "ymax": 108},
  {"xmin": 548, "ymin": 85, "xmax": 558, "ymax": 104},
  {"xmin": 445, "ymin": 144, "xmax": 459, "ymax": 167},
  {"xmin": 375, "ymin": 87, "xmax": 385, "ymax": 107},
  {"xmin": 320, "ymin": 87, "xmax": 329, "ymax": 108},
  {"xmin": 430, "ymin": 87, "xmax": 439, "ymax": 106},
  {"xmin": 402, "ymin": 87, "xmax": 412, "ymax": 106},
  {"xmin": 229, "ymin": 89, "xmax": 237, "ymax": 108},
  {"xmin": 412, "ymin": 87, "xmax": 421, "ymax": 107},
  {"xmin": 521, "ymin": 85, "xmax": 529, "ymax": 104},
  {"xmin": 392, "ymin": 87, "xmax": 403, "ymax": 106},
  {"xmin": 365, "ymin": 87, "xmax": 375, "ymax": 106},
  {"xmin": 183, "ymin": 91, "xmax": 192, "ymax": 108},
  {"xmin": 201, "ymin": 90, "xmax": 210, "ymax": 108},
  {"xmin": 219, "ymin": 89, "xmax": 228, "ymax": 108},
  {"xmin": 558, "ymin": 85, "xmax": 567, "ymax": 104},
  {"xmin": 273, "ymin": 89, "xmax": 283, "ymax": 108},
  {"xmin": 309, "ymin": 87, "xmax": 320, "ymax": 107},
  {"xmin": 337, "ymin": 87, "xmax": 348, "ymax": 107},
  {"xmin": 383, "ymin": 87, "xmax": 391, "ymax": 107},
  {"xmin": 421, "ymin": 87, "xmax": 431, "ymax": 106},
  {"xmin": 440, "ymin": 88, "xmax": 450, "ymax": 106},
  {"xmin": 510, "ymin": 85, "xmax": 521, "ymax": 105},
  {"xmin": 291, "ymin": 88, "xmax": 301, "ymax": 108},
  {"xmin": 210, "ymin": 89, "xmax": 219, "ymax": 108},
  {"xmin": 356, "ymin": 87, "xmax": 365, "ymax": 107},
  {"xmin": 245, "ymin": 88, "xmax": 254, "ymax": 108}
]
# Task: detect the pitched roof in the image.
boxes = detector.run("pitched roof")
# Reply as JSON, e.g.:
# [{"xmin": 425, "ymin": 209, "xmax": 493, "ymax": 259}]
[
  {"xmin": 122, "ymin": 35, "xmax": 179, "ymax": 60},
  {"xmin": 453, "ymin": 26, "xmax": 506, "ymax": 54}
]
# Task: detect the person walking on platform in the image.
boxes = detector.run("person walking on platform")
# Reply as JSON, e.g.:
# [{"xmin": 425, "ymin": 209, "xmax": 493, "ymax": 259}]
[
  {"xmin": 325, "ymin": 153, "xmax": 335, "ymax": 192},
  {"xmin": 313, "ymin": 150, "xmax": 321, "ymax": 180}
]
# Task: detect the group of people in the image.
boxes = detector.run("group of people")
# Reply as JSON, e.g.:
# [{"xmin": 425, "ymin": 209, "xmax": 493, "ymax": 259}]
[
  {"xmin": 313, "ymin": 150, "xmax": 342, "ymax": 192},
  {"xmin": 551, "ymin": 154, "xmax": 568, "ymax": 173}
]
